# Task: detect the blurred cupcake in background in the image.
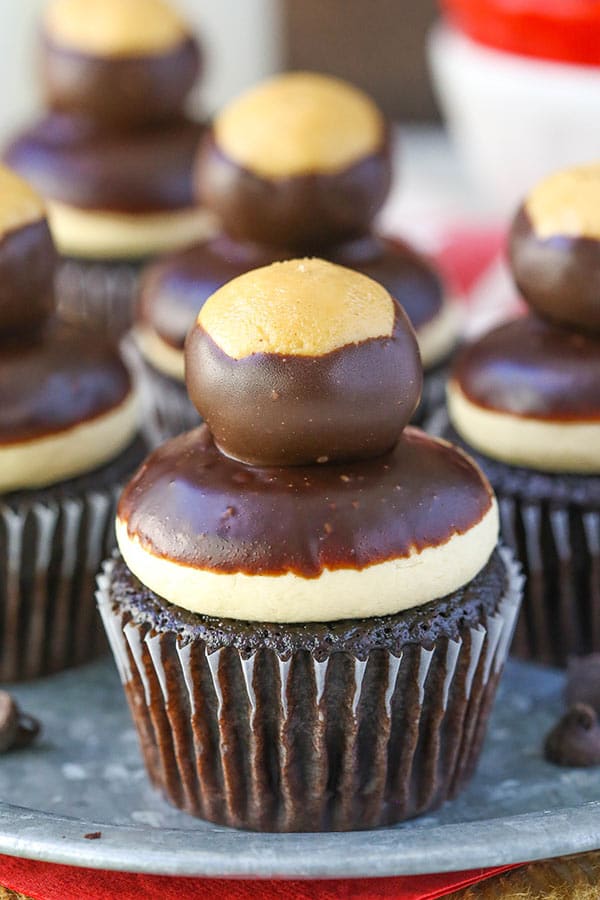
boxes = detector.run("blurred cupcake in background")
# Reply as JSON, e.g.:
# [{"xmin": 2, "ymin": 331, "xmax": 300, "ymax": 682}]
[
  {"xmin": 4, "ymin": 0, "xmax": 215, "ymax": 337},
  {"xmin": 135, "ymin": 72, "xmax": 460, "ymax": 438},
  {"xmin": 0, "ymin": 165, "xmax": 149, "ymax": 681},
  {"xmin": 445, "ymin": 164, "xmax": 600, "ymax": 666}
]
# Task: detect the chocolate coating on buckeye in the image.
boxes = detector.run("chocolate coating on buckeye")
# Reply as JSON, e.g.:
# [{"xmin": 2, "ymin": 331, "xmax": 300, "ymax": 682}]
[
  {"xmin": 0, "ymin": 220, "xmax": 56, "ymax": 337},
  {"xmin": 5, "ymin": 114, "xmax": 205, "ymax": 213},
  {"xmin": 453, "ymin": 315, "xmax": 600, "ymax": 421},
  {"xmin": 119, "ymin": 425, "xmax": 493, "ymax": 577},
  {"xmin": 510, "ymin": 206, "xmax": 600, "ymax": 333},
  {"xmin": 0, "ymin": 320, "xmax": 131, "ymax": 444},
  {"xmin": 185, "ymin": 259, "xmax": 422, "ymax": 466},
  {"xmin": 138, "ymin": 234, "xmax": 443, "ymax": 354},
  {"xmin": 42, "ymin": 36, "xmax": 201, "ymax": 130},
  {"xmin": 196, "ymin": 130, "xmax": 391, "ymax": 251}
]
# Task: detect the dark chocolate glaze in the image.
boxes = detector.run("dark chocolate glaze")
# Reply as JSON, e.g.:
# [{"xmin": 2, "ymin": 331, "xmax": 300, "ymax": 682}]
[
  {"xmin": 510, "ymin": 207, "xmax": 600, "ymax": 333},
  {"xmin": 452, "ymin": 314, "xmax": 600, "ymax": 420},
  {"xmin": 118, "ymin": 424, "xmax": 493, "ymax": 577},
  {"xmin": 5, "ymin": 114, "xmax": 206, "ymax": 213},
  {"xmin": 108, "ymin": 548, "xmax": 506, "ymax": 655},
  {"xmin": 0, "ymin": 319, "xmax": 132, "ymax": 444},
  {"xmin": 137, "ymin": 234, "xmax": 444, "ymax": 355},
  {"xmin": 185, "ymin": 307, "xmax": 422, "ymax": 466},
  {"xmin": 41, "ymin": 35, "xmax": 201, "ymax": 130},
  {"xmin": 0, "ymin": 220, "xmax": 57, "ymax": 335},
  {"xmin": 195, "ymin": 130, "xmax": 392, "ymax": 250}
]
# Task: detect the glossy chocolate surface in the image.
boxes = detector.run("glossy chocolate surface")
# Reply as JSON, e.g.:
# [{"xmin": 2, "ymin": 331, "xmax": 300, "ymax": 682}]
[
  {"xmin": 119, "ymin": 424, "xmax": 493, "ymax": 576},
  {"xmin": 453, "ymin": 315, "xmax": 600, "ymax": 420},
  {"xmin": 510, "ymin": 207, "xmax": 600, "ymax": 333},
  {"xmin": 42, "ymin": 35, "xmax": 201, "ymax": 129},
  {"xmin": 0, "ymin": 221, "xmax": 56, "ymax": 335},
  {"xmin": 195, "ymin": 130, "xmax": 392, "ymax": 251},
  {"xmin": 5, "ymin": 114, "xmax": 205, "ymax": 213},
  {"xmin": 0, "ymin": 319, "xmax": 131, "ymax": 443},
  {"xmin": 137, "ymin": 234, "xmax": 444, "ymax": 353},
  {"xmin": 186, "ymin": 307, "xmax": 422, "ymax": 466}
]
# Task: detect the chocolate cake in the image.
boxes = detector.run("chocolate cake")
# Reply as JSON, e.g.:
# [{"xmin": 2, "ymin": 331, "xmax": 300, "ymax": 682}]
[
  {"xmin": 0, "ymin": 166, "xmax": 148, "ymax": 680},
  {"xmin": 98, "ymin": 258, "xmax": 521, "ymax": 831}
]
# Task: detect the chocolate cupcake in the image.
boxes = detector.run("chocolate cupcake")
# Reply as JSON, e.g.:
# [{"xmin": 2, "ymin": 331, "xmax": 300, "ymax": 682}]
[
  {"xmin": 135, "ymin": 72, "xmax": 459, "ymax": 437},
  {"xmin": 444, "ymin": 164, "xmax": 600, "ymax": 667},
  {"xmin": 99, "ymin": 258, "xmax": 521, "ymax": 831},
  {"xmin": 4, "ymin": 0, "xmax": 215, "ymax": 337},
  {"xmin": 0, "ymin": 166, "xmax": 148, "ymax": 681}
]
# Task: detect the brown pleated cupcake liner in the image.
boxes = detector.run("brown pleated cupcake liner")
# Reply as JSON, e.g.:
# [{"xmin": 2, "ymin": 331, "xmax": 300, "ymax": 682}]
[
  {"xmin": 97, "ymin": 547, "xmax": 521, "ymax": 832},
  {"xmin": 427, "ymin": 408, "xmax": 600, "ymax": 667},
  {"xmin": 55, "ymin": 257, "xmax": 142, "ymax": 340},
  {"xmin": 0, "ymin": 486, "xmax": 120, "ymax": 682}
]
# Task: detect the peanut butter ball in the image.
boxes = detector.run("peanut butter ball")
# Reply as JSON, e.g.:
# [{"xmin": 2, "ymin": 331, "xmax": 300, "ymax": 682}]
[
  {"xmin": 510, "ymin": 164, "xmax": 600, "ymax": 333},
  {"xmin": 0, "ymin": 167, "xmax": 56, "ymax": 336},
  {"xmin": 195, "ymin": 73, "xmax": 391, "ymax": 251},
  {"xmin": 185, "ymin": 258, "xmax": 422, "ymax": 466},
  {"xmin": 42, "ymin": 0, "xmax": 201, "ymax": 129}
]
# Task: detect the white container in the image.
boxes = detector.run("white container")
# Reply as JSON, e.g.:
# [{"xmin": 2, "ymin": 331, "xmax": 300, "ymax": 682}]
[{"xmin": 428, "ymin": 22, "xmax": 600, "ymax": 214}]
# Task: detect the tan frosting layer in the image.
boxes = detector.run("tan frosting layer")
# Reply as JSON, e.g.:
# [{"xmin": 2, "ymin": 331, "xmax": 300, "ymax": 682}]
[
  {"xmin": 198, "ymin": 258, "xmax": 396, "ymax": 360},
  {"xmin": 0, "ymin": 390, "xmax": 138, "ymax": 491},
  {"xmin": 0, "ymin": 166, "xmax": 46, "ymax": 241},
  {"xmin": 214, "ymin": 72, "xmax": 385, "ymax": 179},
  {"xmin": 116, "ymin": 501, "xmax": 498, "ymax": 623},
  {"xmin": 47, "ymin": 201, "xmax": 217, "ymax": 259},
  {"xmin": 526, "ymin": 164, "xmax": 600, "ymax": 240},
  {"xmin": 448, "ymin": 380, "xmax": 600, "ymax": 474},
  {"xmin": 44, "ymin": 0, "xmax": 190, "ymax": 57}
]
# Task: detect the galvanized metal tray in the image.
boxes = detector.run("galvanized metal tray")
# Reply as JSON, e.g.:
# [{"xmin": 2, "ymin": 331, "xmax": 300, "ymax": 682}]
[{"xmin": 0, "ymin": 657, "xmax": 599, "ymax": 878}]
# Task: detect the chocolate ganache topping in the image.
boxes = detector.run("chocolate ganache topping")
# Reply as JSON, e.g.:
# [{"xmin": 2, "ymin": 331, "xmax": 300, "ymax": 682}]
[
  {"xmin": 119, "ymin": 258, "xmax": 497, "ymax": 622},
  {"xmin": 0, "ymin": 166, "xmax": 137, "ymax": 490},
  {"xmin": 449, "ymin": 162, "xmax": 600, "ymax": 475}
]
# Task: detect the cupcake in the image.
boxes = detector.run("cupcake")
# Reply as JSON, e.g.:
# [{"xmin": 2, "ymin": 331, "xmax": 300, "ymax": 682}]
[
  {"xmin": 445, "ymin": 164, "xmax": 600, "ymax": 666},
  {"xmin": 135, "ymin": 72, "xmax": 459, "ymax": 437},
  {"xmin": 0, "ymin": 166, "xmax": 148, "ymax": 681},
  {"xmin": 98, "ymin": 258, "xmax": 521, "ymax": 831},
  {"xmin": 4, "ymin": 0, "xmax": 215, "ymax": 336}
]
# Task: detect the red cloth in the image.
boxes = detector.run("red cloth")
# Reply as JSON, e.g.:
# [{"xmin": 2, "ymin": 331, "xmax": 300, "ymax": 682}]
[{"xmin": 0, "ymin": 855, "xmax": 517, "ymax": 900}]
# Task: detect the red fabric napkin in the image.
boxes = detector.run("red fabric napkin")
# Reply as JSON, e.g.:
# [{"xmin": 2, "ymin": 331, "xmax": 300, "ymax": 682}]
[{"xmin": 0, "ymin": 855, "xmax": 517, "ymax": 900}]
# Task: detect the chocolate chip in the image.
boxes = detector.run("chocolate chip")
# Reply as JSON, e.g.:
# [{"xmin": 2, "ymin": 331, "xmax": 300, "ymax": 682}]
[
  {"xmin": 0, "ymin": 691, "xmax": 41, "ymax": 753},
  {"xmin": 545, "ymin": 703, "xmax": 600, "ymax": 767},
  {"xmin": 566, "ymin": 654, "xmax": 600, "ymax": 715},
  {"xmin": 0, "ymin": 693, "xmax": 19, "ymax": 753}
]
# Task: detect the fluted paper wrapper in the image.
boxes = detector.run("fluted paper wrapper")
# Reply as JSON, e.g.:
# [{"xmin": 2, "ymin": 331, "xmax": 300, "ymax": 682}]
[
  {"xmin": 56, "ymin": 258, "xmax": 141, "ymax": 340},
  {"xmin": 97, "ymin": 548, "xmax": 521, "ymax": 832},
  {"xmin": 0, "ymin": 487, "xmax": 120, "ymax": 682},
  {"xmin": 429, "ymin": 409, "xmax": 600, "ymax": 667}
]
